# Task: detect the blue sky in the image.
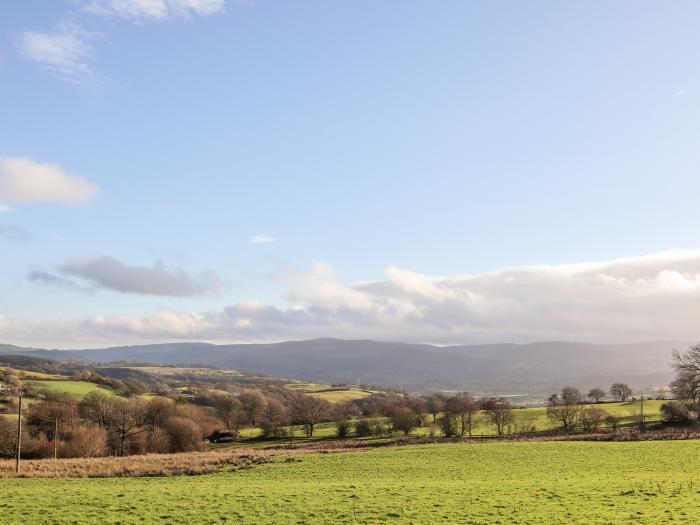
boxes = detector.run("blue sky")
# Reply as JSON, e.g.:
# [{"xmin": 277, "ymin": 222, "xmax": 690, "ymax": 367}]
[{"xmin": 1, "ymin": 1, "xmax": 700, "ymax": 347}]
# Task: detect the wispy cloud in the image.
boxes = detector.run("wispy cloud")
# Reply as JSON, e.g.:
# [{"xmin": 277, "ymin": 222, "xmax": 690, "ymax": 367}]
[
  {"xmin": 28, "ymin": 270, "xmax": 91, "ymax": 293},
  {"xmin": 250, "ymin": 234, "xmax": 278, "ymax": 244},
  {"xmin": 0, "ymin": 156, "xmax": 99, "ymax": 206},
  {"xmin": 0, "ymin": 225, "xmax": 31, "ymax": 242},
  {"xmin": 32, "ymin": 256, "xmax": 223, "ymax": 297},
  {"xmin": 676, "ymin": 89, "xmax": 690, "ymax": 97},
  {"xmin": 15, "ymin": 23, "xmax": 99, "ymax": 85},
  {"xmin": 0, "ymin": 205, "xmax": 16, "ymax": 213},
  {"xmin": 82, "ymin": 0, "xmax": 226, "ymax": 21},
  {"xmin": 16, "ymin": 2, "xmax": 226, "ymax": 83}
]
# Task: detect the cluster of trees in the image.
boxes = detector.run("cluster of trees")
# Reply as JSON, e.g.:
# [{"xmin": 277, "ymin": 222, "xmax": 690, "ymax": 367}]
[
  {"xmin": 584, "ymin": 383, "xmax": 633, "ymax": 404},
  {"xmin": 70, "ymin": 369, "xmax": 154, "ymax": 397},
  {"xmin": 199, "ymin": 389, "xmax": 337, "ymax": 438},
  {"xmin": 0, "ymin": 390, "xmax": 219, "ymax": 459},
  {"xmin": 349, "ymin": 393, "xmax": 518, "ymax": 438},
  {"xmin": 546, "ymin": 387, "xmax": 621, "ymax": 432}
]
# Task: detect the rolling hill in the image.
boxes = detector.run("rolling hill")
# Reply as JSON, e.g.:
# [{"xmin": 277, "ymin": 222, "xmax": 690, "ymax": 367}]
[{"xmin": 1, "ymin": 338, "xmax": 688, "ymax": 395}]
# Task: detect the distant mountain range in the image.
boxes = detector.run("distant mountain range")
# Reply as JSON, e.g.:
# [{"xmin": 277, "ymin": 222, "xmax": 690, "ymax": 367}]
[{"xmin": 0, "ymin": 338, "xmax": 689, "ymax": 396}]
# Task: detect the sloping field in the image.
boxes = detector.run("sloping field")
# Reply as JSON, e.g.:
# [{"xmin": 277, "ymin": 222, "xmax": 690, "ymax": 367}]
[
  {"xmin": 0, "ymin": 366, "xmax": 64, "ymax": 380},
  {"xmin": 449, "ymin": 399, "xmax": 666, "ymax": 435},
  {"xmin": 122, "ymin": 366, "xmax": 244, "ymax": 377},
  {"xmin": 308, "ymin": 388, "xmax": 374, "ymax": 403},
  {"xmin": 25, "ymin": 380, "xmax": 120, "ymax": 400},
  {"xmin": 285, "ymin": 381, "xmax": 376, "ymax": 403},
  {"xmin": 0, "ymin": 440, "xmax": 699, "ymax": 523}
]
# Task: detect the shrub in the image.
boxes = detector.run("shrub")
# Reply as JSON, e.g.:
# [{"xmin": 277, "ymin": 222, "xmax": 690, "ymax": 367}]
[
  {"xmin": 661, "ymin": 401, "xmax": 692, "ymax": 424},
  {"xmin": 370, "ymin": 419, "xmax": 386, "ymax": 437},
  {"xmin": 0, "ymin": 418, "xmax": 16, "ymax": 458},
  {"xmin": 354, "ymin": 419, "xmax": 372, "ymax": 437},
  {"xmin": 334, "ymin": 420, "xmax": 350, "ymax": 438},
  {"xmin": 389, "ymin": 406, "xmax": 419, "ymax": 436},
  {"xmin": 62, "ymin": 425, "xmax": 108, "ymax": 458},
  {"xmin": 144, "ymin": 427, "xmax": 171, "ymax": 454},
  {"xmin": 604, "ymin": 414, "xmax": 621, "ymax": 431},
  {"xmin": 579, "ymin": 407, "xmax": 608, "ymax": 432},
  {"xmin": 438, "ymin": 414, "xmax": 458, "ymax": 437},
  {"xmin": 163, "ymin": 417, "xmax": 203, "ymax": 452}
]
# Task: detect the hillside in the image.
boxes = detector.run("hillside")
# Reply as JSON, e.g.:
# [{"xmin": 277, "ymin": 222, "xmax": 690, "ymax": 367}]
[
  {"xmin": 1, "ymin": 338, "xmax": 687, "ymax": 395},
  {"xmin": 72, "ymin": 339, "xmax": 686, "ymax": 394}
]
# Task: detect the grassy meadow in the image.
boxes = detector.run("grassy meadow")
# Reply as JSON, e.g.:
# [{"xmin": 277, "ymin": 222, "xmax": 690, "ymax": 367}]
[
  {"xmin": 24, "ymin": 380, "xmax": 120, "ymax": 400},
  {"xmin": 1, "ymin": 440, "xmax": 699, "ymax": 524}
]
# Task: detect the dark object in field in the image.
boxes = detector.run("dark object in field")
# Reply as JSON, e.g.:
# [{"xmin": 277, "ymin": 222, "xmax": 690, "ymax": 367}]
[{"xmin": 207, "ymin": 430, "xmax": 237, "ymax": 443}]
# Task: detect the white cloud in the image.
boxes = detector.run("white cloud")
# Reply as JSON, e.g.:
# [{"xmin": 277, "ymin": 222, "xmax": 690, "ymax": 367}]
[
  {"xmin": 16, "ymin": 24, "xmax": 98, "ymax": 84},
  {"xmin": 0, "ymin": 157, "xmax": 99, "ymax": 205},
  {"xmin": 83, "ymin": 0, "xmax": 225, "ymax": 20},
  {"xmin": 250, "ymin": 234, "xmax": 277, "ymax": 244},
  {"xmin": 0, "ymin": 205, "xmax": 16, "ymax": 213},
  {"xmin": 676, "ymin": 89, "xmax": 690, "ymax": 97},
  {"xmin": 6, "ymin": 250, "xmax": 700, "ymax": 347},
  {"xmin": 33, "ymin": 256, "xmax": 223, "ymax": 296}
]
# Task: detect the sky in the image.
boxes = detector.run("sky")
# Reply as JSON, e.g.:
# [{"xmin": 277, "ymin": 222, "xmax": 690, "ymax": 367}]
[{"xmin": 1, "ymin": 0, "xmax": 700, "ymax": 348}]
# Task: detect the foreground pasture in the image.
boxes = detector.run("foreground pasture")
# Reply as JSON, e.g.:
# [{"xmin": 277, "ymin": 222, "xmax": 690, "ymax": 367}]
[{"xmin": 1, "ymin": 440, "xmax": 699, "ymax": 524}]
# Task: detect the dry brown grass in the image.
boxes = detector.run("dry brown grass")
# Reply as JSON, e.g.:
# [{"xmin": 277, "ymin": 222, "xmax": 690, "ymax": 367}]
[{"xmin": 0, "ymin": 448, "xmax": 276, "ymax": 478}]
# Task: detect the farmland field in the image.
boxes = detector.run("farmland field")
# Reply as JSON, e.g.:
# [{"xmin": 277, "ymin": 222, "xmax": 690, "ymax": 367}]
[
  {"xmin": 122, "ymin": 366, "xmax": 244, "ymax": 378},
  {"xmin": 24, "ymin": 380, "xmax": 120, "ymax": 400},
  {"xmin": 1, "ymin": 440, "xmax": 699, "ymax": 524}
]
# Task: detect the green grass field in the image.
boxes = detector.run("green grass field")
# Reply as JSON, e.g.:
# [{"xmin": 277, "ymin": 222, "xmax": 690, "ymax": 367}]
[
  {"xmin": 25, "ymin": 380, "xmax": 120, "ymax": 400},
  {"xmin": 233, "ymin": 400, "xmax": 665, "ymax": 441},
  {"xmin": 1, "ymin": 440, "xmax": 699, "ymax": 523}
]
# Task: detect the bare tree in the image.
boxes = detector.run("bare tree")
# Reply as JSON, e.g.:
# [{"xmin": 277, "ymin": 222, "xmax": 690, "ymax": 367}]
[
  {"xmin": 445, "ymin": 393, "xmax": 478, "ymax": 437},
  {"xmin": 26, "ymin": 395, "xmax": 78, "ymax": 459},
  {"xmin": 424, "ymin": 394, "xmax": 446, "ymax": 425},
  {"xmin": 546, "ymin": 387, "xmax": 583, "ymax": 431},
  {"xmin": 482, "ymin": 398, "xmax": 514, "ymax": 436},
  {"xmin": 109, "ymin": 399, "xmax": 147, "ymax": 456},
  {"xmin": 212, "ymin": 394, "xmax": 241, "ymax": 430},
  {"xmin": 671, "ymin": 344, "xmax": 700, "ymax": 420},
  {"xmin": 610, "ymin": 383, "xmax": 632, "ymax": 402},
  {"xmin": 579, "ymin": 406, "xmax": 608, "ymax": 432},
  {"xmin": 587, "ymin": 388, "xmax": 605, "ymax": 404},
  {"xmin": 289, "ymin": 394, "xmax": 331, "ymax": 437},
  {"xmin": 5, "ymin": 376, "xmax": 27, "ymax": 472},
  {"xmin": 259, "ymin": 397, "xmax": 288, "ymax": 438},
  {"xmin": 143, "ymin": 397, "xmax": 172, "ymax": 431},
  {"xmin": 80, "ymin": 391, "xmax": 114, "ymax": 429},
  {"xmin": 389, "ymin": 405, "xmax": 419, "ymax": 436},
  {"xmin": 238, "ymin": 390, "xmax": 266, "ymax": 428}
]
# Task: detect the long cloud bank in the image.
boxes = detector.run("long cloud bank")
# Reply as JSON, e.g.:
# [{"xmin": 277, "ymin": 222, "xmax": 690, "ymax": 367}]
[{"xmin": 3, "ymin": 250, "xmax": 700, "ymax": 348}]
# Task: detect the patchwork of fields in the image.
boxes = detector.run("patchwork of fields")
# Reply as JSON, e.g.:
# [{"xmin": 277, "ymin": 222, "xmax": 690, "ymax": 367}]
[{"xmin": 1, "ymin": 440, "xmax": 699, "ymax": 524}]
